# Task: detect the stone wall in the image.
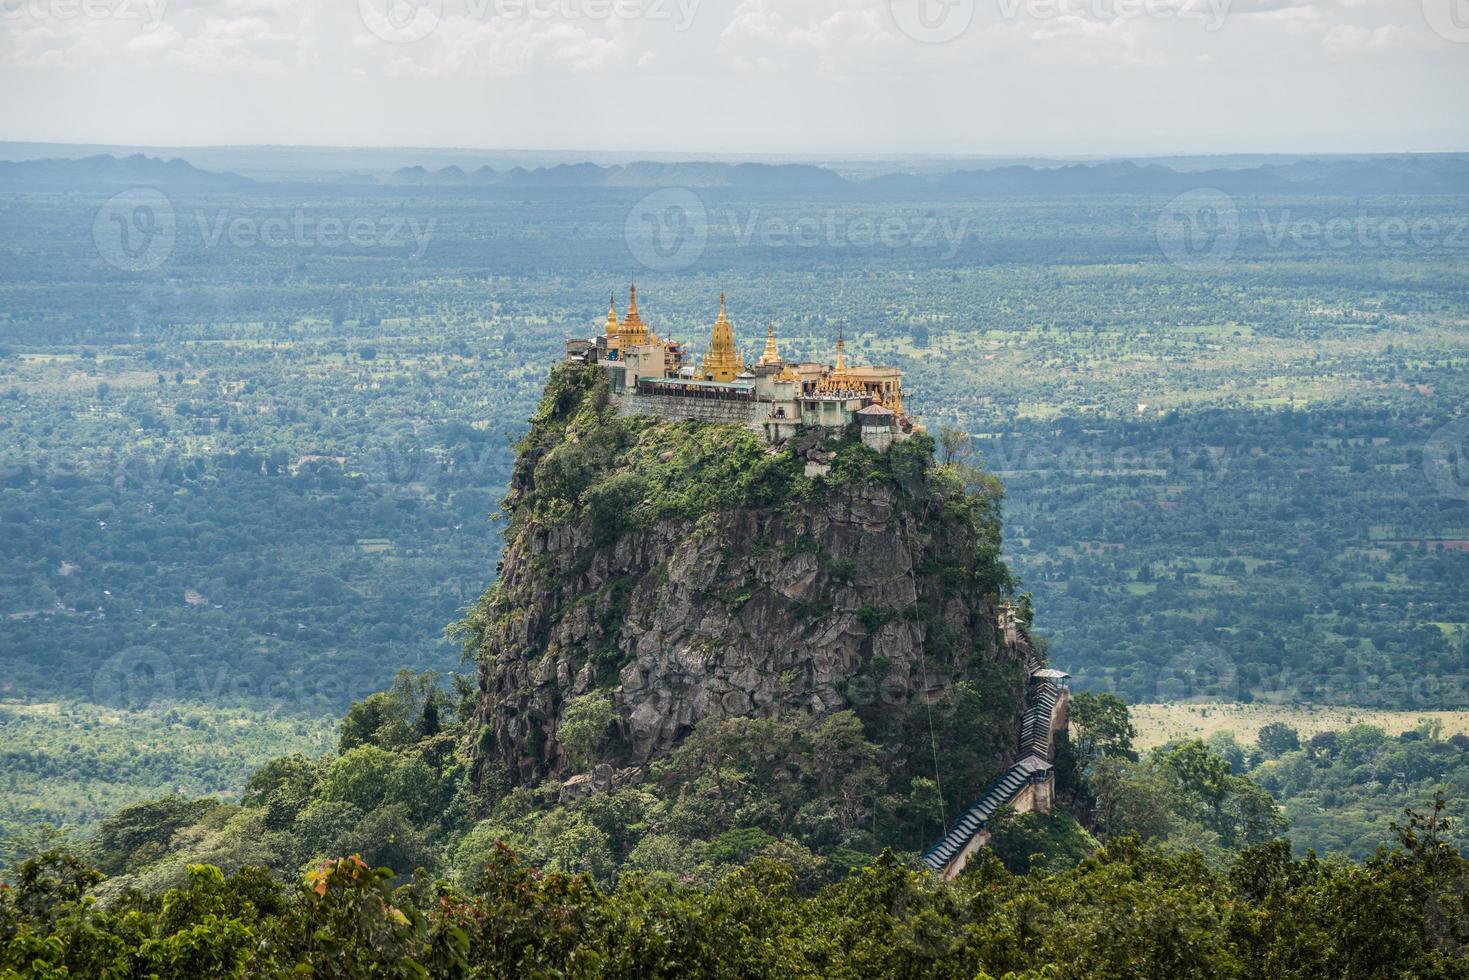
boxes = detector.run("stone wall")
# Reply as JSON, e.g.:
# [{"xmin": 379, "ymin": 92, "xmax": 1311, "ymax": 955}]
[
  {"xmin": 616, "ymin": 392, "xmax": 764, "ymax": 429},
  {"xmin": 944, "ymin": 773, "xmax": 1055, "ymax": 879}
]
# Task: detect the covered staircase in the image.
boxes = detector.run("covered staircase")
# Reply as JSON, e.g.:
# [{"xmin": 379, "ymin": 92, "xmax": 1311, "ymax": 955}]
[{"xmin": 922, "ymin": 605, "xmax": 1069, "ymax": 878}]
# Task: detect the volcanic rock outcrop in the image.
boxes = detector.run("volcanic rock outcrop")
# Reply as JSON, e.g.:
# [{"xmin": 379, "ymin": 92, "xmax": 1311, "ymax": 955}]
[{"xmin": 461, "ymin": 364, "xmax": 1032, "ymax": 805}]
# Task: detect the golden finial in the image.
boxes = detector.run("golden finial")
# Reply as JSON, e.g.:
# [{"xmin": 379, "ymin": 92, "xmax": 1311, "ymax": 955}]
[
  {"xmin": 835, "ymin": 331, "xmax": 846, "ymax": 373},
  {"xmin": 758, "ymin": 318, "xmax": 781, "ymax": 367},
  {"xmin": 620, "ymin": 282, "xmax": 648, "ymax": 344},
  {"xmin": 703, "ymin": 292, "xmax": 741, "ymax": 382}
]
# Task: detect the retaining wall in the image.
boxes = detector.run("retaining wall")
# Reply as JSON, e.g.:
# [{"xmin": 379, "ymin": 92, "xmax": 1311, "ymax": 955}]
[{"xmin": 617, "ymin": 393, "xmax": 764, "ymax": 428}]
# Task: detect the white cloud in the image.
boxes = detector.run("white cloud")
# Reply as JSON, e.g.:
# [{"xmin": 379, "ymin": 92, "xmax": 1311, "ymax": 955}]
[
  {"xmin": 716, "ymin": 0, "xmax": 919, "ymax": 75},
  {"xmin": 0, "ymin": 0, "xmax": 1463, "ymax": 151},
  {"xmin": 350, "ymin": 13, "xmax": 643, "ymax": 78},
  {"xmin": 0, "ymin": 0, "xmax": 311, "ymax": 72},
  {"xmin": 1322, "ymin": 22, "xmax": 1418, "ymax": 55}
]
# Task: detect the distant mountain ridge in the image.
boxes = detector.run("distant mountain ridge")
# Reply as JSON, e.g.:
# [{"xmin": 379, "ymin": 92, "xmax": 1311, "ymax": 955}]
[
  {"xmin": 387, "ymin": 156, "xmax": 1469, "ymax": 196},
  {"xmin": 1, "ymin": 152, "xmax": 1465, "ymax": 196},
  {"xmin": 388, "ymin": 160, "xmax": 848, "ymax": 191},
  {"xmin": 0, "ymin": 153, "xmax": 253, "ymax": 190},
  {"xmin": 928, "ymin": 157, "xmax": 1469, "ymax": 197}
]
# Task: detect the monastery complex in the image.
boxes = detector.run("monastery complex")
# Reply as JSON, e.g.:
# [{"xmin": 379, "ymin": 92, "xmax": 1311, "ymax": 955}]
[{"xmin": 567, "ymin": 286, "xmax": 916, "ymax": 450}]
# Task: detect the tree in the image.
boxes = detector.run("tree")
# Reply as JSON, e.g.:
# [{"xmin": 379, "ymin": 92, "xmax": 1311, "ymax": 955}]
[
  {"xmin": 339, "ymin": 671, "xmax": 446, "ymax": 752},
  {"xmin": 8, "ymin": 848, "xmax": 102, "ymax": 926},
  {"xmin": 557, "ymin": 692, "xmax": 613, "ymax": 773},
  {"xmin": 1257, "ymin": 721, "xmax": 1300, "ymax": 758},
  {"xmin": 1069, "ymin": 691, "xmax": 1138, "ymax": 767},
  {"xmin": 937, "ymin": 425, "xmax": 972, "ymax": 466}
]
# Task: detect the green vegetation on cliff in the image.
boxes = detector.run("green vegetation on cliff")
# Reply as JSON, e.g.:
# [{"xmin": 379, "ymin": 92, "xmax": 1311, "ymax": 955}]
[
  {"xmin": 458, "ymin": 362, "xmax": 1019, "ymax": 842},
  {"xmin": 505, "ymin": 362, "xmax": 984, "ymax": 538}
]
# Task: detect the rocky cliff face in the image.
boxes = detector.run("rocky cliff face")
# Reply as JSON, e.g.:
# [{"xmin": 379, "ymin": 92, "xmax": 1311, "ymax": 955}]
[{"xmin": 460, "ymin": 364, "xmax": 1029, "ymax": 807}]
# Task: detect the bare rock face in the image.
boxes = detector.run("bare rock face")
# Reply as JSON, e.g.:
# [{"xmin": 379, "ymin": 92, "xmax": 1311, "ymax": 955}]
[{"xmin": 461, "ymin": 364, "xmax": 1027, "ymax": 799}]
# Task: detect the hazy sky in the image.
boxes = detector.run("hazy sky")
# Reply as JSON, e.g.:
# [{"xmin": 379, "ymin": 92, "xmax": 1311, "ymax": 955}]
[{"xmin": 2, "ymin": 0, "xmax": 1466, "ymax": 155}]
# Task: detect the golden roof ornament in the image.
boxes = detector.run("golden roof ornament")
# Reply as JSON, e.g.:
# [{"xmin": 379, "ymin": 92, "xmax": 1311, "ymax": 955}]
[
  {"xmin": 620, "ymin": 283, "xmax": 648, "ymax": 344},
  {"xmin": 605, "ymin": 294, "xmax": 620, "ymax": 336},
  {"xmin": 758, "ymin": 319, "xmax": 781, "ymax": 367},
  {"xmin": 701, "ymin": 292, "xmax": 742, "ymax": 383}
]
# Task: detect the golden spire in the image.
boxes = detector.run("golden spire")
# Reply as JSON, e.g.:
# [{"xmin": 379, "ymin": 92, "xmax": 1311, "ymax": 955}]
[
  {"xmin": 620, "ymin": 283, "xmax": 648, "ymax": 345},
  {"xmin": 701, "ymin": 292, "xmax": 741, "ymax": 383},
  {"xmin": 605, "ymin": 294, "xmax": 619, "ymax": 336},
  {"xmin": 757, "ymin": 319, "xmax": 781, "ymax": 367},
  {"xmin": 814, "ymin": 330, "xmax": 861, "ymax": 397}
]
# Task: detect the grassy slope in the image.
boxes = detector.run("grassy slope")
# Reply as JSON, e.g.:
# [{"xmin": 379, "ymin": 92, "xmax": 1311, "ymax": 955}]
[
  {"xmin": 1131, "ymin": 701, "xmax": 1469, "ymax": 749},
  {"xmin": 0, "ymin": 699, "xmax": 334, "ymax": 855}
]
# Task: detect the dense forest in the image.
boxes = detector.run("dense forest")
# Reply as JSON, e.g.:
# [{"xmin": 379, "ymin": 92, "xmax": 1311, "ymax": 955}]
[{"xmin": 3, "ymin": 672, "xmax": 1466, "ymax": 977}]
